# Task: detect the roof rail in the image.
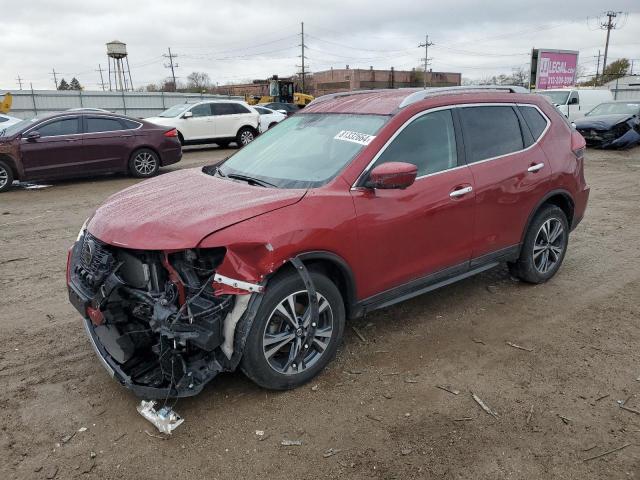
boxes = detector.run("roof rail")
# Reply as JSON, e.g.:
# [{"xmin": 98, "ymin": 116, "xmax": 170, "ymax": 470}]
[
  {"xmin": 398, "ymin": 85, "xmax": 529, "ymax": 108},
  {"xmin": 307, "ymin": 89, "xmax": 387, "ymax": 107}
]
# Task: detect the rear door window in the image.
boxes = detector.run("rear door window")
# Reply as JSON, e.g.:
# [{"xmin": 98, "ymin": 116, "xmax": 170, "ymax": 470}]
[
  {"xmin": 459, "ymin": 106, "xmax": 524, "ymax": 163},
  {"xmin": 231, "ymin": 104, "xmax": 251, "ymax": 114},
  {"xmin": 518, "ymin": 106, "xmax": 548, "ymax": 140},
  {"xmin": 36, "ymin": 117, "xmax": 81, "ymax": 137},
  {"xmin": 374, "ymin": 109, "xmax": 458, "ymax": 177},
  {"xmin": 86, "ymin": 117, "xmax": 124, "ymax": 133},
  {"xmin": 212, "ymin": 103, "xmax": 237, "ymax": 116}
]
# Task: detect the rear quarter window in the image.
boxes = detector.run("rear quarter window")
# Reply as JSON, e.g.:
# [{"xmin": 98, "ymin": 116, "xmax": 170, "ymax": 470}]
[
  {"xmin": 459, "ymin": 106, "xmax": 524, "ymax": 163},
  {"xmin": 519, "ymin": 106, "xmax": 548, "ymax": 140}
]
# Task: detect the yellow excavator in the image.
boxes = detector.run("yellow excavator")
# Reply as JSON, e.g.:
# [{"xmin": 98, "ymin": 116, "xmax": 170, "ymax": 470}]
[
  {"xmin": 244, "ymin": 76, "xmax": 313, "ymax": 107},
  {"xmin": 0, "ymin": 93, "xmax": 12, "ymax": 114}
]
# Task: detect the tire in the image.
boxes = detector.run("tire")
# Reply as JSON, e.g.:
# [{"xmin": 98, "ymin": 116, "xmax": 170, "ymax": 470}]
[
  {"xmin": 177, "ymin": 132, "xmax": 185, "ymax": 146},
  {"xmin": 241, "ymin": 271, "xmax": 346, "ymax": 390},
  {"xmin": 509, "ymin": 205, "xmax": 569, "ymax": 284},
  {"xmin": 236, "ymin": 127, "xmax": 256, "ymax": 147},
  {"xmin": 216, "ymin": 140, "xmax": 230, "ymax": 148},
  {"xmin": 268, "ymin": 122, "xmax": 278, "ymax": 130},
  {"xmin": 128, "ymin": 148, "xmax": 160, "ymax": 178},
  {"xmin": 0, "ymin": 160, "xmax": 14, "ymax": 193}
]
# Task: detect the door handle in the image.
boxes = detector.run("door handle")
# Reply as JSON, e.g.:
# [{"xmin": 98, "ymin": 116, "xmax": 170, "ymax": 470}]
[
  {"xmin": 527, "ymin": 162, "xmax": 545, "ymax": 173},
  {"xmin": 449, "ymin": 186, "xmax": 473, "ymax": 198}
]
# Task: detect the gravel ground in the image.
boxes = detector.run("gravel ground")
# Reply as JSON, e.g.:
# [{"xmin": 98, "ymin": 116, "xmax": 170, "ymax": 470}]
[{"xmin": 0, "ymin": 146, "xmax": 639, "ymax": 480}]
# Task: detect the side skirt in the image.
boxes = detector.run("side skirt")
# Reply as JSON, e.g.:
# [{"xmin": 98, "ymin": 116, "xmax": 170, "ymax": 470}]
[{"xmin": 354, "ymin": 244, "xmax": 520, "ymax": 316}]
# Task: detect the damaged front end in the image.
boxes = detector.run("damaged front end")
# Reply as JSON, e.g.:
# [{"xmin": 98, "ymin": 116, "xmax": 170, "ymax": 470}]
[
  {"xmin": 575, "ymin": 117, "xmax": 640, "ymax": 149},
  {"xmin": 67, "ymin": 230, "xmax": 262, "ymax": 398}
]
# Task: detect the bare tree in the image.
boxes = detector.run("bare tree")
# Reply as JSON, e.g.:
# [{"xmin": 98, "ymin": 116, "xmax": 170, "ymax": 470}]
[{"xmin": 187, "ymin": 72, "xmax": 211, "ymax": 92}]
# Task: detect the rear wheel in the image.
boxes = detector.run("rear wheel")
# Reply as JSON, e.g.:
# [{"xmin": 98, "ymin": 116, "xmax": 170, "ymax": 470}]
[
  {"xmin": 0, "ymin": 160, "xmax": 14, "ymax": 192},
  {"xmin": 216, "ymin": 140, "xmax": 230, "ymax": 148},
  {"xmin": 241, "ymin": 271, "xmax": 345, "ymax": 390},
  {"xmin": 268, "ymin": 122, "xmax": 278, "ymax": 129},
  {"xmin": 236, "ymin": 127, "xmax": 256, "ymax": 147},
  {"xmin": 509, "ymin": 205, "xmax": 569, "ymax": 283},
  {"xmin": 128, "ymin": 148, "xmax": 160, "ymax": 178}
]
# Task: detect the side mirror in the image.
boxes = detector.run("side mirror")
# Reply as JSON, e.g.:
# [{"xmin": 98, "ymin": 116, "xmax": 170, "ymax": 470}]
[
  {"xmin": 366, "ymin": 162, "xmax": 417, "ymax": 190},
  {"xmin": 182, "ymin": 111, "xmax": 193, "ymax": 119},
  {"xmin": 25, "ymin": 131, "xmax": 40, "ymax": 141},
  {"xmin": 569, "ymin": 97, "xmax": 578, "ymax": 105}
]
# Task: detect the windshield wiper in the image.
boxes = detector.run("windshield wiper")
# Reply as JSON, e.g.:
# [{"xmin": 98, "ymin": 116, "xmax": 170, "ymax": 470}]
[{"xmin": 226, "ymin": 173, "xmax": 277, "ymax": 188}]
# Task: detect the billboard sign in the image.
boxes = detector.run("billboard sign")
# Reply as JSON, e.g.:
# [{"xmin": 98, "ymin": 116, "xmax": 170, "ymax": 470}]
[{"xmin": 530, "ymin": 49, "xmax": 579, "ymax": 90}]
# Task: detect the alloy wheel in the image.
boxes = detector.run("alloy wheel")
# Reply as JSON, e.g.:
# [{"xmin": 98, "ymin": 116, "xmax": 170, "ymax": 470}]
[
  {"xmin": 262, "ymin": 290, "xmax": 334, "ymax": 375},
  {"xmin": 133, "ymin": 152, "xmax": 157, "ymax": 175},
  {"xmin": 533, "ymin": 218, "xmax": 565, "ymax": 274},
  {"xmin": 0, "ymin": 166, "xmax": 8, "ymax": 189},
  {"xmin": 240, "ymin": 130, "xmax": 254, "ymax": 145}
]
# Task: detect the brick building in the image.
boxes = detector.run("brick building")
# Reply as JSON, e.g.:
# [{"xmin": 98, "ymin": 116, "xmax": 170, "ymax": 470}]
[{"xmin": 310, "ymin": 67, "xmax": 461, "ymax": 96}]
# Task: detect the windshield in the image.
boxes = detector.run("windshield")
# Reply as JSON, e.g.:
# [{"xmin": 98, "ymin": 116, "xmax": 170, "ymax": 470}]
[
  {"xmin": 158, "ymin": 104, "xmax": 192, "ymax": 117},
  {"xmin": 537, "ymin": 91, "xmax": 570, "ymax": 105},
  {"xmin": 0, "ymin": 118, "xmax": 37, "ymax": 137},
  {"xmin": 217, "ymin": 113, "xmax": 388, "ymax": 189},
  {"xmin": 586, "ymin": 102, "xmax": 640, "ymax": 116}
]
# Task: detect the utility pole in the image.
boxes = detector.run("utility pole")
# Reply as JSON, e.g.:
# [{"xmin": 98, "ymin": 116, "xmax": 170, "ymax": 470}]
[
  {"xmin": 600, "ymin": 11, "xmax": 625, "ymax": 84},
  {"xmin": 297, "ymin": 22, "xmax": 308, "ymax": 94},
  {"xmin": 163, "ymin": 47, "xmax": 179, "ymax": 91},
  {"xmin": 418, "ymin": 34, "xmax": 433, "ymax": 89},
  {"xmin": 594, "ymin": 50, "xmax": 602, "ymax": 84},
  {"xmin": 96, "ymin": 64, "xmax": 107, "ymax": 91},
  {"xmin": 50, "ymin": 68, "xmax": 59, "ymax": 89},
  {"xmin": 16, "ymin": 75, "xmax": 23, "ymax": 90}
]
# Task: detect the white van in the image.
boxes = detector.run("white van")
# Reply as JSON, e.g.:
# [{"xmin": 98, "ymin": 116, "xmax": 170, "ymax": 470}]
[{"xmin": 535, "ymin": 88, "xmax": 614, "ymax": 121}]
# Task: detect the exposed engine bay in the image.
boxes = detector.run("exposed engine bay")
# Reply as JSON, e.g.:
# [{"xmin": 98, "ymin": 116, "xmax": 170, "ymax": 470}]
[{"xmin": 68, "ymin": 232, "xmax": 261, "ymax": 398}]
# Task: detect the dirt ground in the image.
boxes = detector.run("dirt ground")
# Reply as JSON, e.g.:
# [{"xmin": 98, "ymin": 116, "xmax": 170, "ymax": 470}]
[{"xmin": 1, "ymin": 145, "xmax": 639, "ymax": 480}]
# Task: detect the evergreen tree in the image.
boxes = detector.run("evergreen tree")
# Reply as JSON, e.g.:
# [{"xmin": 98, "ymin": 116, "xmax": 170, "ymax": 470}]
[
  {"xmin": 69, "ymin": 77, "xmax": 82, "ymax": 90},
  {"xmin": 57, "ymin": 78, "xmax": 70, "ymax": 90}
]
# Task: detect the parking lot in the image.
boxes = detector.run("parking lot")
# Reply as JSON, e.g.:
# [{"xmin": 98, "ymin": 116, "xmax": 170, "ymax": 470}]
[{"xmin": 1, "ymin": 146, "xmax": 639, "ymax": 479}]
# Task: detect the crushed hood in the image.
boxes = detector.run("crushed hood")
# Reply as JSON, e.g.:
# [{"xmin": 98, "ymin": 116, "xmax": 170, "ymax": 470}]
[
  {"xmin": 574, "ymin": 114, "xmax": 633, "ymax": 130},
  {"xmin": 88, "ymin": 168, "xmax": 306, "ymax": 250}
]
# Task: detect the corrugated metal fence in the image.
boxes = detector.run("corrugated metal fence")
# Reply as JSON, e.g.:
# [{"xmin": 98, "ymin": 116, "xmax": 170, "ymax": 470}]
[{"xmin": 1, "ymin": 90, "xmax": 244, "ymax": 119}]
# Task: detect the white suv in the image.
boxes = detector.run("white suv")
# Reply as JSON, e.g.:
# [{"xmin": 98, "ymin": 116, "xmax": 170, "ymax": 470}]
[{"xmin": 146, "ymin": 100, "xmax": 260, "ymax": 147}]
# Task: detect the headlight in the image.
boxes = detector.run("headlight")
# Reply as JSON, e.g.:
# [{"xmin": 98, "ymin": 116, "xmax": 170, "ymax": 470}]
[{"xmin": 76, "ymin": 217, "xmax": 90, "ymax": 242}]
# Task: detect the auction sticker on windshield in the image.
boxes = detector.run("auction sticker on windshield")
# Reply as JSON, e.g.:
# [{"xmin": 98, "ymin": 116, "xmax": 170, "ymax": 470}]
[{"xmin": 334, "ymin": 130, "xmax": 376, "ymax": 146}]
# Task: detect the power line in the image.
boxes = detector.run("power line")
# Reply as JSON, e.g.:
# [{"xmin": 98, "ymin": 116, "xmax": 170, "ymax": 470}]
[
  {"xmin": 16, "ymin": 75, "xmax": 23, "ymax": 90},
  {"xmin": 419, "ymin": 34, "xmax": 433, "ymax": 88}
]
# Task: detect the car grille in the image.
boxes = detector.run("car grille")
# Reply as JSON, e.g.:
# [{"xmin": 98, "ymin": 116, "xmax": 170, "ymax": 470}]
[{"xmin": 74, "ymin": 233, "xmax": 115, "ymax": 294}]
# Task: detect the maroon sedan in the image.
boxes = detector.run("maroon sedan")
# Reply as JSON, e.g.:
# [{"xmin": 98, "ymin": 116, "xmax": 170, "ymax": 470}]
[{"xmin": 0, "ymin": 111, "xmax": 182, "ymax": 192}]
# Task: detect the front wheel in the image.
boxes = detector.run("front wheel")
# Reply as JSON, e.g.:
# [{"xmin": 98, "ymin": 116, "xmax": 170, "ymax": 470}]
[
  {"xmin": 509, "ymin": 205, "xmax": 569, "ymax": 283},
  {"xmin": 128, "ymin": 148, "xmax": 160, "ymax": 178},
  {"xmin": 236, "ymin": 127, "xmax": 256, "ymax": 147},
  {"xmin": 241, "ymin": 271, "xmax": 345, "ymax": 390}
]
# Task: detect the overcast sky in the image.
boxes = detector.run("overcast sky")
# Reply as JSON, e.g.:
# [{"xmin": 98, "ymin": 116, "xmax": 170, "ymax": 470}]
[{"xmin": 2, "ymin": 0, "xmax": 639, "ymax": 91}]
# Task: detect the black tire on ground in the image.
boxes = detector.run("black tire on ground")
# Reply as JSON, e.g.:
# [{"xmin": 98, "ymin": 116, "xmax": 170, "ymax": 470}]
[
  {"xmin": 0, "ymin": 160, "xmax": 14, "ymax": 193},
  {"xmin": 216, "ymin": 140, "xmax": 231, "ymax": 148},
  {"xmin": 128, "ymin": 148, "xmax": 160, "ymax": 178},
  {"xmin": 241, "ymin": 271, "xmax": 346, "ymax": 390},
  {"xmin": 236, "ymin": 126, "xmax": 256, "ymax": 147},
  {"xmin": 509, "ymin": 204, "xmax": 569, "ymax": 284},
  {"xmin": 177, "ymin": 132, "xmax": 185, "ymax": 146},
  {"xmin": 268, "ymin": 122, "xmax": 278, "ymax": 129}
]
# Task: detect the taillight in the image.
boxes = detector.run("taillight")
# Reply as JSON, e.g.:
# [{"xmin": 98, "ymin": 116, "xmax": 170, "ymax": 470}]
[
  {"xmin": 571, "ymin": 130, "xmax": 586, "ymax": 160},
  {"xmin": 164, "ymin": 128, "xmax": 178, "ymax": 137}
]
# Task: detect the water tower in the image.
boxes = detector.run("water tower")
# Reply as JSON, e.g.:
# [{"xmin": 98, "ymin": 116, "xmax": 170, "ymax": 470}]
[{"xmin": 106, "ymin": 40, "xmax": 134, "ymax": 91}]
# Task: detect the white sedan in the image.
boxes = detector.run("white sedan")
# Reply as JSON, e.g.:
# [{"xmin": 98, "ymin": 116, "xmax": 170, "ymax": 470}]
[
  {"xmin": 0, "ymin": 113, "xmax": 23, "ymax": 131},
  {"xmin": 253, "ymin": 106, "xmax": 287, "ymax": 133}
]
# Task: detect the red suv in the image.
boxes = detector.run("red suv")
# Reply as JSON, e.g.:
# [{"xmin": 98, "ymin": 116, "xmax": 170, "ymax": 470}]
[{"xmin": 67, "ymin": 86, "xmax": 589, "ymax": 398}]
